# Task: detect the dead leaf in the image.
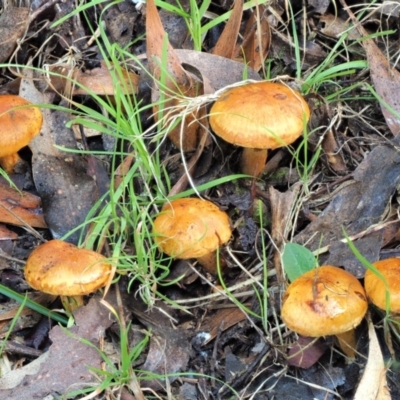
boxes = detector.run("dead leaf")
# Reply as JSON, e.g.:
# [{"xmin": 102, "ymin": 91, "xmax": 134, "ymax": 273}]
[
  {"xmin": 269, "ymin": 185, "xmax": 300, "ymax": 284},
  {"xmin": 287, "ymin": 336, "xmax": 328, "ymax": 369},
  {"xmin": 354, "ymin": 314, "xmax": 391, "ymax": 400},
  {"xmin": 325, "ymin": 234, "xmax": 383, "ymax": 278},
  {"xmin": 132, "ymin": 309, "xmax": 190, "ymax": 390},
  {"xmin": 295, "ymin": 136, "xmax": 400, "ymax": 271},
  {"xmin": 176, "ymin": 49, "xmax": 261, "ymax": 90},
  {"xmin": 0, "ymin": 352, "xmax": 49, "ymax": 390},
  {"xmin": 0, "ymin": 297, "xmax": 116, "ymax": 400},
  {"xmin": 341, "ymin": 0, "xmax": 400, "ymax": 136},
  {"xmin": 322, "ymin": 129, "xmax": 347, "ymax": 174},
  {"xmin": 318, "ymin": 14, "xmax": 360, "ymax": 40},
  {"xmin": 271, "ymin": 30, "xmax": 327, "ymax": 69},
  {"xmin": 237, "ymin": 4, "xmax": 271, "ymax": 72},
  {"xmin": 308, "ymin": 0, "xmax": 330, "ymax": 14},
  {"xmin": 48, "ymin": 60, "xmax": 139, "ymax": 97},
  {"xmin": 212, "ymin": 0, "xmax": 244, "ymax": 59},
  {"xmin": 146, "ymin": 0, "xmax": 203, "ymax": 152},
  {"xmin": 0, "ymin": 182, "xmax": 47, "ymax": 229},
  {"xmin": 0, "ymin": 224, "xmax": 17, "ymax": 240},
  {"xmin": 102, "ymin": 2, "xmax": 137, "ymax": 49},
  {"xmin": 199, "ymin": 307, "xmax": 247, "ymax": 344},
  {"xmin": 0, "ymin": 7, "xmax": 29, "ymax": 63},
  {"xmin": 73, "ymin": 60, "xmax": 139, "ymax": 96},
  {"xmin": 19, "ymin": 76, "xmax": 105, "ymax": 244}
]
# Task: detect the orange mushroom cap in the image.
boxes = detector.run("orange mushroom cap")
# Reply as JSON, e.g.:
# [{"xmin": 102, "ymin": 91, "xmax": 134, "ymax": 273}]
[
  {"xmin": 153, "ymin": 198, "xmax": 231, "ymax": 259},
  {"xmin": 209, "ymin": 82, "xmax": 310, "ymax": 149},
  {"xmin": 281, "ymin": 266, "xmax": 368, "ymax": 337},
  {"xmin": 0, "ymin": 95, "xmax": 42, "ymax": 160},
  {"xmin": 364, "ymin": 258, "xmax": 400, "ymax": 313},
  {"xmin": 24, "ymin": 240, "xmax": 112, "ymax": 296}
]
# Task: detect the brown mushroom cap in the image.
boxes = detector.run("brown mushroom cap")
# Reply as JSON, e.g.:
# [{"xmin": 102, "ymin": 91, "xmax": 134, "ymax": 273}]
[
  {"xmin": 0, "ymin": 95, "xmax": 43, "ymax": 158},
  {"xmin": 209, "ymin": 82, "xmax": 310, "ymax": 149},
  {"xmin": 153, "ymin": 198, "xmax": 231, "ymax": 259},
  {"xmin": 25, "ymin": 240, "xmax": 112, "ymax": 296},
  {"xmin": 281, "ymin": 266, "xmax": 368, "ymax": 337},
  {"xmin": 364, "ymin": 258, "xmax": 400, "ymax": 313}
]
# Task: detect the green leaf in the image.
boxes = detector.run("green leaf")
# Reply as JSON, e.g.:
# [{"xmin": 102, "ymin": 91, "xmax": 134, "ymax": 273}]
[{"xmin": 282, "ymin": 243, "xmax": 317, "ymax": 282}]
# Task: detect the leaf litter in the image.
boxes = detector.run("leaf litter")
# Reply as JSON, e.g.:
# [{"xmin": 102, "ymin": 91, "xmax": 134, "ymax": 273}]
[{"xmin": 1, "ymin": 0, "xmax": 400, "ymax": 399}]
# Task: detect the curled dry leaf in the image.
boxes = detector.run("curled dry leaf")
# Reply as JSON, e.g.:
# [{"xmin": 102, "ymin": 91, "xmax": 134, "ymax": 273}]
[
  {"xmin": 295, "ymin": 136, "xmax": 400, "ymax": 264},
  {"xmin": 212, "ymin": 0, "xmax": 244, "ymax": 59},
  {"xmin": 269, "ymin": 185, "xmax": 300, "ymax": 284},
  {"xmin": 0, "ymin": 297, "xmax": 116, "ymax": 400},
  {"xmin": 354, "ymin": 315, "xmax": 390, "ymax": 400},
  {"xmin": 20, "ymin": 76, "xmax": 103, "ymax": 244},
  {"xmin": 0, "ymin": 182, "xmax": 47, "ymax": 229},
  {"xmin": 341, "ymin": 0, "xmax": 400, "ymax": 136},
  {"xmin": 236, "ymin": 4, "xmax": 271, "ymax": 72},
  {"xmin": 322, "ymin": 129, "xmax": 347, "ymax": 174},
  {"xmin": 47, "ymin": 60, "xmax": 139, "ymax": 97},
  {"xmin": 318, "ymin": 14, "xmax": 360, "ymax": 40},
  {"xmin": 146, "ymin": 0, "xmax": 204, "ymax": 152},
  {"xmin": 73, "ymin": 60, "xmax": 139, "ymax": 96},
  {"xmin": 176, "ymin": 49, "xmax": 261, "ymax": 90},
  {"xmin": 0, "ymin": 7, "xmax": 29, "ymax": 63}
]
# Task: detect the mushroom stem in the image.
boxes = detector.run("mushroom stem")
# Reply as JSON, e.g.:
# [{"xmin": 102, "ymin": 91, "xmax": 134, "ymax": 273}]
[
  {"xmin": 197, "ymin": 251, "xmax": 226, "ymax": 274},
  {"xmin": 240, "ymin": 148, "xmax": 268, "ymax": 177},
  {"xmin": 60, "ymin": 295, "xmax": 84, "ymax": 313},
  {"xmin": 0, "ymin": 154, "xmax": 22, "ymax": 173},
  {"xmin": 335, "ymin": 329, "xmax": 357, "ymax": 359}
]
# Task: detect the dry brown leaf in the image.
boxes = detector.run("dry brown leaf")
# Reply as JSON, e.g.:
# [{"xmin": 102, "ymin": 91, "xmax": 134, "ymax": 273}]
[
  {"xmin": 354, "ymin": 314, "xmax": 391, "ymax": 400},
  {"xmin": 20, "ymin": 76, "xmax": 103, "ymax": 244},
  {"xmin": 0, "ymin": 7, "xmax": 29, "ymax": 63},
  {"xmin": 47, "ymin": 60, "xmax": 139, "ymax": 97},
  {"xmin": 308, "ymin": 0, "xmax": 330, "ymax": 14},
  {"xmin": 318, "ymin": 14, "xmax": 360, "ymax": 40},
  {"xmin": 238, "ymin": 4, "xmax": 271, "ymax": 72},
  {"xmin": 295, "ymin": 136, "xmax": 400, "ymax": 272},
  {"xmin": 212, "ymin": 0, "xmax": 244, "ymax": 59},
  {"xmin": 0, "ymin": 182, "xmax": 47, "ymax": 229},
  {"xmin": 287, "ymin": 336, "xmax": 328, "ymax": 369},
  {"xmin": 176, "ymin": 49, "xmax": 261, "ymax": 90},
  {"xmin": 0, "ymin": 297, "xmax": 116, "ymax": 400},
  {"xmin": 270, "ymin": 185, "xmax": 299, "ymax": 284},
  {"xmin": 146, "ymin": 0, "xmax": 204, "ymax": 152},
  {"xmin": 199, "ymin": 307, "xmax": 247, "ymax": 344},
  {"xmin": 0, "ymin": 224, "xmax": 17, "ymax": 240},
  {"xmin": 322, "ymin": 129, "xmax": 347, "ymax": 173},
  {"xmin": 73, "ymin": 60, "xmax": 139, "ymax": 96},
  {"xmin": 341, "ymin": 0, "xmax": 400, "ymax": 136}
]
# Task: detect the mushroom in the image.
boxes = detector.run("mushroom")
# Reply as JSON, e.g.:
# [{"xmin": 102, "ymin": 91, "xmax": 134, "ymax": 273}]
[
  {"xmin": 281, "ymin": 266, "xmax": 368, "ymax": 359},
  {"xmin": 0, "ymin": 95, "xmax": 43, "ymax": 173},
  {"xmin": 153, "ymin": 198, "xmax": 232, "ymax": 274},
  {"xmin": 364, "ymin": 258, "xmax": 400, "ymax": 322},
  {"xmin": 25, "ymin": 240, "xmax": 112, "ymax": 312},
  {"xmin": 209, "ymin": 82, "xmax": 310, "ymax": 177}
]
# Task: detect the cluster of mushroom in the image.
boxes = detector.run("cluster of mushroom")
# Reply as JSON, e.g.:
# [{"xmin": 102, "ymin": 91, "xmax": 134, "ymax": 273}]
[
  {"xmin": 281, "ymin": 257, "xmax": 400, "ymax": 360},
  {"xmin": 23, "ymin": 198, "xmax": 230, "ymax": 314},
  {"xmin": 20, "ymin": 81, "xmax": 308, "ymax": 311}
]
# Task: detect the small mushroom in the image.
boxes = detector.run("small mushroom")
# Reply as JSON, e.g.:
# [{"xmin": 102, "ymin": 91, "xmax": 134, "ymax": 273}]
[
  {"xmin": 281, "ymin": 266, "xmax": 368, "ymax": 359},
  {"xmin": 364, "ymin": 258, "xmax": 400, "ymax": 322},
  {"xmin": 153, "ymin": 198, "xmax": 232, "ymax": 274},
  {"xmin": 0, "ymin": 95, "xmax": 43, "ymax": 173},
  {"xmin": 209, "ymin": 82, "xmax": 310, "ymax": 177},
  {"xmin": 25, "ymin": 240, "xmax": 112, "ymax": 311}
]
